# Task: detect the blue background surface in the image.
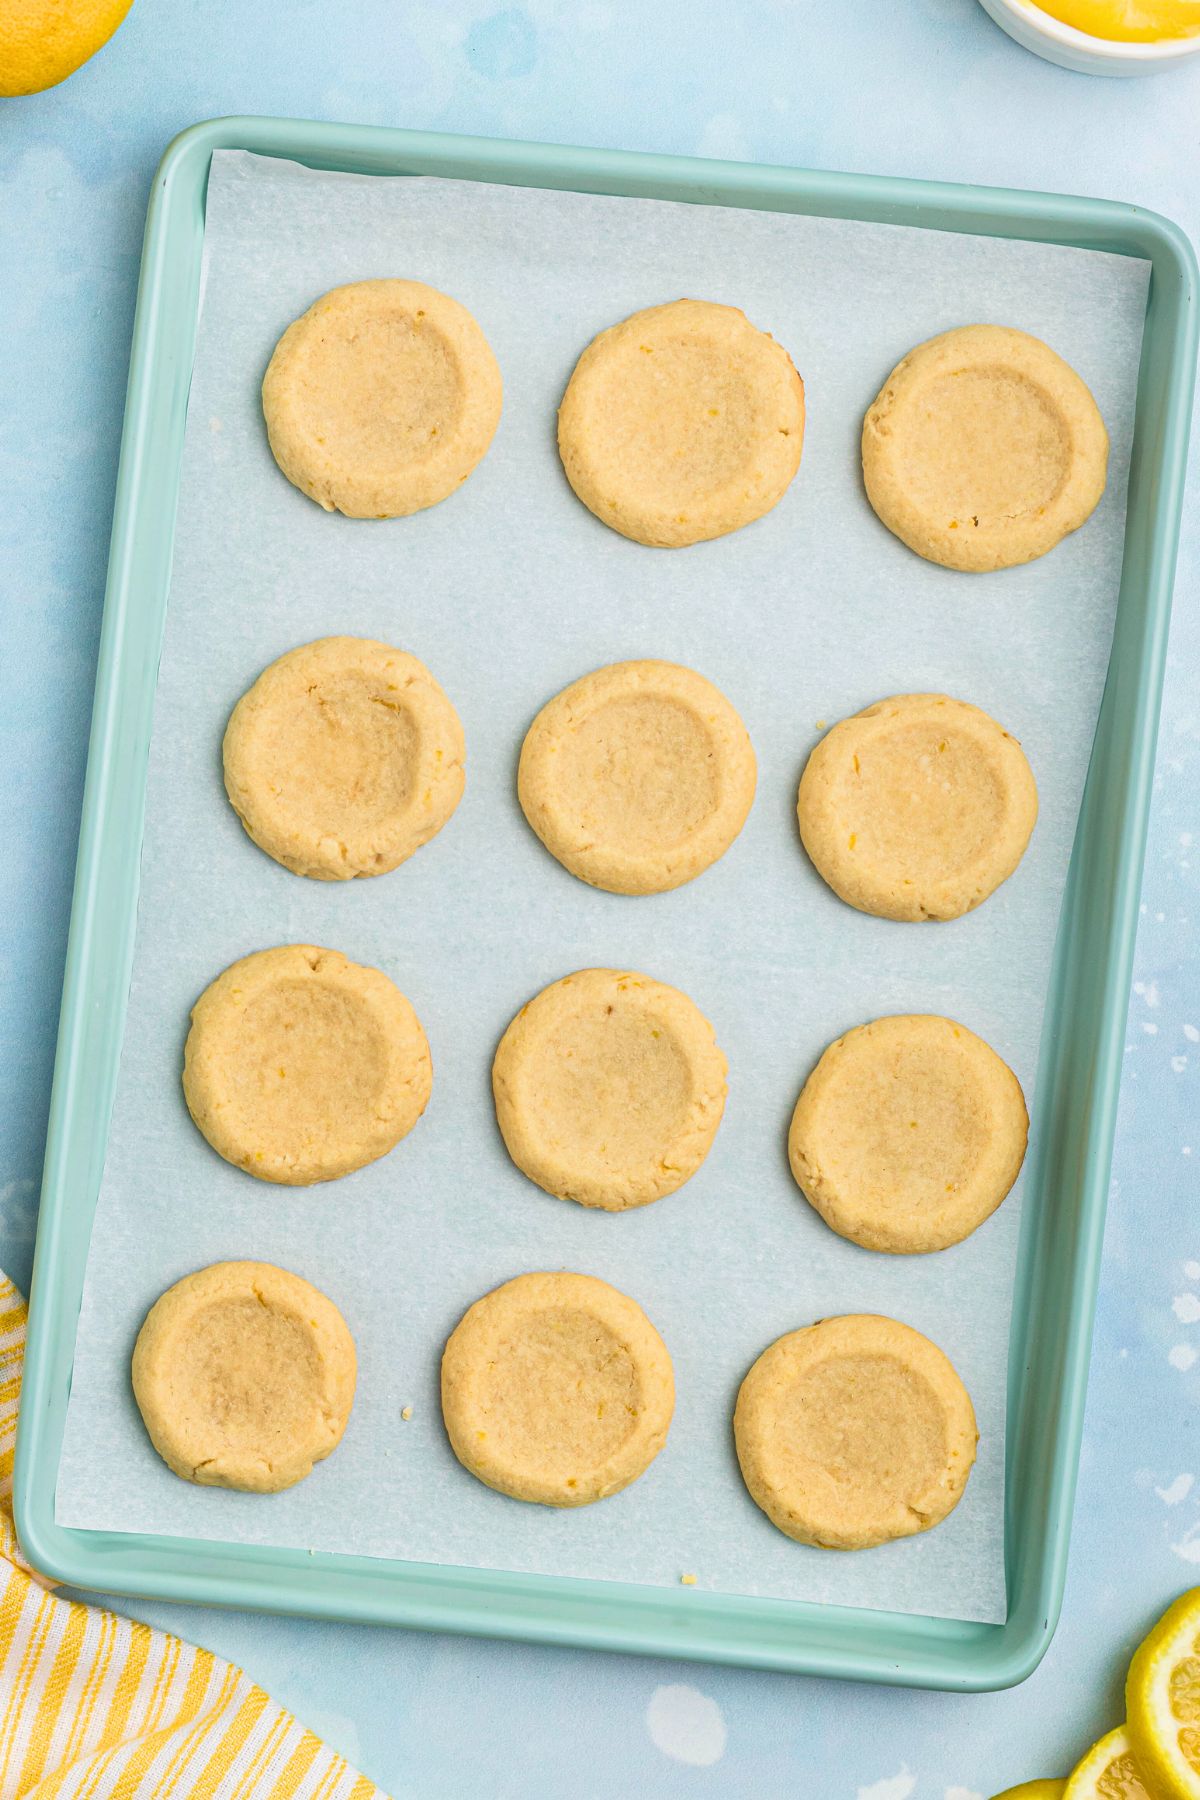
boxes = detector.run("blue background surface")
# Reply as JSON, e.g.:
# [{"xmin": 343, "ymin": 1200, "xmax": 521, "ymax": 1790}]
[{"xmin": 3, "ymin": 2, "xmax": 1199, "ymax": 1792}]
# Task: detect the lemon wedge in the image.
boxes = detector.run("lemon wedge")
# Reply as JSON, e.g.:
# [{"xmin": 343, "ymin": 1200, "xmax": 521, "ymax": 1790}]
[
  {"xmin": 1128, "ymin": 1587, "xmax": 1200, "ymax": 1797},
  {"xmin": 1063, "ymin": 1724, "xmax": 1160, "ymax": 1798},
  {"xmin": 990, "ymin": 1782, "xmax": 1067, "ymax": 1799}
]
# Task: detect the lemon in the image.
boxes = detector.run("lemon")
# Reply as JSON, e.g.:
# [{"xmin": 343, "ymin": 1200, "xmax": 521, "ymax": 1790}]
[
  {"xmin": 1063, "ymin": 1724, "xmax": 1160, "ymax": 1798},
  {"xmin": 1128, "ymin": 1587, "xmax": 1200, "ymax": 1798},
  {"xmin": 0, "ymin": 0, "xmax": 134, "ymax": 97},
  {"xmin": 990, "ymin": 1782, "xmax": 1068, "ymax": 1799}
]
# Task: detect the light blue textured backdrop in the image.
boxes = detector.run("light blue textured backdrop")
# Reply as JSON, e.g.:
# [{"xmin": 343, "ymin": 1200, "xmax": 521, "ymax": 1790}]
[{"xmin": 3, "ymin": 2, "xmax": 1199, "ymax": 1793}]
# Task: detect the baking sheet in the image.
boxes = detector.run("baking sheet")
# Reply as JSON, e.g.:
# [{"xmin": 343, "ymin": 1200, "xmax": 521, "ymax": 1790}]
[{"xmin": 55, "ymin": 150, "xmax": 1150, "ymax": 1625}]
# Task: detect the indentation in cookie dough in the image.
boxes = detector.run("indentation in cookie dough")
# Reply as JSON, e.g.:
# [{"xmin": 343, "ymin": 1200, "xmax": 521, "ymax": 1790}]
[
  {"xmin": 477, "ymin": 1309, "xmax": 641, "ymax": 1475},
  {"xmin": 307, "ymin": 311, "xmax": 461, "ymax": 465},
  {"xmin": 492, "ymin": 968, "xmax": 727, "ymax": 1209},
  {"xmin": 903, "ymin": 367, "xmax": 1071, "ymax": 522},
  {"xmin": 441, "ymin": 1271, "xmax": 675, "ymax": 1505},
  {"xmin": 861, "ymin": 324, "xmax": 1108, "ymax": 572},
  {"xmin": 183, "ymin": 1297, "xmax": 320, "ymax": 1459},
  {"xmin": 522, "ymin": 1004, "xmax": 692, "ymax": 1165},
  {"xmin": 262, "ymin": 279, "xmax": 502, "ymax": 518},
  {"xmin": 231, "ymin": 978, "xmax": 389, "ymax": 1139},
  {"xmin": 733, "ymin": 1314, "xmax": 977, "ymax": 1549},
  {"xmin": 775, "ymin": 1354, "xmax": 946, "ymax": 1500},
  {"xmin": 788, "ymin": 1013, "xmax": 1028, "ymax": 1253},
  {"xmin": 290, "ymin": 674, "xmax": 419, "ymax": 820},
  {"xmin": 182, "ymin": 944, "xmax": 431, "ymax": 1185},
  {"xmin": 518, "ymin": 661, "xmax": 756, "ymax": 894},
  {"xmin": 223, "ymin": 637, "xmax": 465, "ymax": 880},
  {"xmin": 797, "ymin": 693, "xmax": 1038, "ymax": 921},
  {"xmin": 557, "ymin": 298, "xmax": 804, "ymax": 547},
  {"xmin": 849, "ymin": 721, "xmax": 1005, "ymax": 881},
  {"xmin": 595, "ymin": 339, "xmax": 759, "ymax": 502},
  {"xmin": 132, "ymin": 1261, "xmax": 357, "ymax": 1493},
  {"xmin": 567, "ymin": 697, "xmax": 718, "ymax": 845}
]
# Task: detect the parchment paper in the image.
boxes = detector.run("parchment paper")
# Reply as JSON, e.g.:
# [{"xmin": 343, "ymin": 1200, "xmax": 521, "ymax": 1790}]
[{"xmin": 55, "ymin": 150, "xmax": 1150, "ymax": 1624}]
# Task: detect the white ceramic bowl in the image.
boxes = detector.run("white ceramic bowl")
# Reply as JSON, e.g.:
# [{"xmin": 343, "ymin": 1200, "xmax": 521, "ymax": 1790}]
[{"xmin": 978, "ymin": 0, "xmax": 1200, "ymax": 73}]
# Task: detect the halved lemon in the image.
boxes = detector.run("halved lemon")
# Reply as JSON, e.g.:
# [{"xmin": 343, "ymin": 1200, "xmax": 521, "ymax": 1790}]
[
  {"xmin": 1128, "ymin": 1587, "xmax": 1200, "ymax": 1797},
  {"xmin": 990, "ymin": 1781, "xmax": 1067, "ymax": 1799},
  {"xmin": 1063, "ymin": 1724, "xmax": 1159, "ymax": 1797}
]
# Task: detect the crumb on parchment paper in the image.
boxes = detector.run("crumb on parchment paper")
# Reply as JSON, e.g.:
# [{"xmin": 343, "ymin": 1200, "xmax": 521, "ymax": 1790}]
[
  {"xmin": 401, "ymin": 1406, "xmax": 413, "ymax": 1421},
  {"xmin": 680, "ymin": 1572, "xmax": 697, "ymax": 1586}
]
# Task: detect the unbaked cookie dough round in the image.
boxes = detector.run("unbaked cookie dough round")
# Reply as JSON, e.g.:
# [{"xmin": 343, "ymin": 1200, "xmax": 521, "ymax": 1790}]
[
  {"xmin": 132, "ymin": 1261, "xmax": 356, "ymax": 1493},
  {"xmin": 517, "ymin": 660, "xmax": 757, "ymax": 894},
  {"xmin": 492, "ymin": 968, "xmax": 727, "ymax": 1210},
  {"xmin": 861, "ymin": 324, "xmax": 1108, "ymax": 572},
  {"xmin": 797, "ymin": 692, "xmax": 1038, "ymax": 922},
  {"xmin": 183, "ymin": 944, "xmax": 432, "ymax": 1185},
  {"xmin": 262, "ymin": 279, "xmax": 502, "ymax": 518},
  {"xmin": 557, "ymin": 298, "xmax": 805, "ymax": 548},
  {"xmin": 734, "ymin": 1313, "xmax": 978, "ymax": 1549},
  {"xmin": 441, "ymin": 1271, "xmax": 675, "ymax": 1506},
  {"xmin": 223, "ymin": 636, "xmax": 466, "ymax": 881},
  {"xmin": 788, "ymin": 1013, "xmax": 1028, "ymax": 1254}
]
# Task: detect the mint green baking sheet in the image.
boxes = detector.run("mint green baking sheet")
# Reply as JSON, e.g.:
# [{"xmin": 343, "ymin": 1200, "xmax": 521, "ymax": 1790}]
[
  {"xmin": 14, "ymin": 118, "xmax": 1198, "ymax": 1690},
  {"xmin": 46, "ymin": 149, "xmax": 1156, "ymax": 1627}
]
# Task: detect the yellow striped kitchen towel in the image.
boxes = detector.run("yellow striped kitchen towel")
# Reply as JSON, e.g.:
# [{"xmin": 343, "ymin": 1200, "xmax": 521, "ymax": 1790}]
[{"xmin": 0, "ymin": 1275, "xmax": 388, "ymax": 1800}]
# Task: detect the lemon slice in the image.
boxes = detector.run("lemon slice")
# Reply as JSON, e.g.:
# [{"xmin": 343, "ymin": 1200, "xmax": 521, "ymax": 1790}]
[
  {"xmin": 990, "ymin": 1781, "xmax": 1067, "ymax": 1799},
  {"xmin": 1128, "ymin": 1587, "xmax": 1200, "ymax": 1797},
  {"xmin": 1063, "ymin": 1724, "xmax": 1159, "ymax": 1798}
]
